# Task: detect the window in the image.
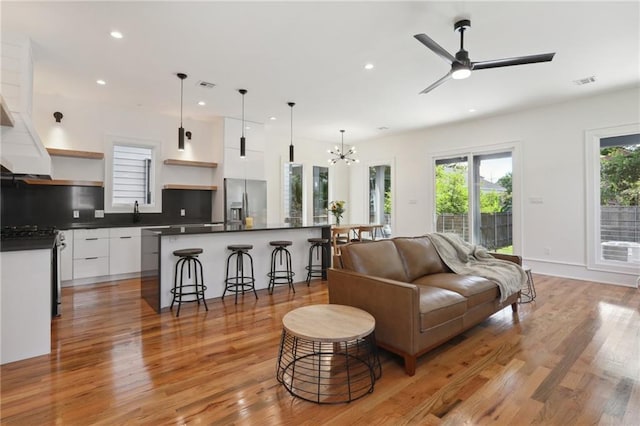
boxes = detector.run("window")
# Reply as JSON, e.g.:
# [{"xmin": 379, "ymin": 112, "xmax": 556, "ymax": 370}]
[
  {"xmin": 369, "ymin": 164, "xmax": 392, "ymax": 237},
  {"xmin": 112, "ymin": 144, "xmax": 153, "ymax": 205},
  {"xmin": 586, "ymin": 124, "xmax": 640, "ymax": 274},
  {"xmin": 433, "ymin": 151, "xmax": 513, "ymax": 252},
  {"xmin": 105, "ymin": 136, "xmax": 160, "ymax": 213},
  {"xmin": 284, "ymin": 163, "xmax": 303, "ymax": 226},
  {"xmin": 312, "ymin": 166, "xmax": 329, "ymax": 224}
]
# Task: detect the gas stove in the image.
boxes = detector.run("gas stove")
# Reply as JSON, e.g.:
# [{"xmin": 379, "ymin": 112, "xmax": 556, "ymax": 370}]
[{"xmin": 0, "ymin": 225, "xmax": 59, "ymax": 240}]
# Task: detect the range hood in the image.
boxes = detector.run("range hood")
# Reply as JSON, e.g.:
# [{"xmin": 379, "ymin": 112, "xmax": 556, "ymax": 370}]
[
  {"xmin": 0, "ymin": 35, "xmax": 52, "ymax": 178},
  {"xmin": 1, "ymin": 96, "xmax": 51, "ymax": 177}
]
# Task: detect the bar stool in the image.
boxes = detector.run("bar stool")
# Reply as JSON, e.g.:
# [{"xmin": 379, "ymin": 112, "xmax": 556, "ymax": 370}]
[
  {"xmin": 268, "ymin": 240, "xmax": 295, "ymax": 294},
  {"xmin": 170, "ymin": 248, "xmax": 208, "ymax": 317},
  {"xmin": 305, "ymin": 237, "xmax": 328, "ymax": 285},
  {"xmin": 223, "ymin": 244, "xmax": 258, "ymax": 304}
]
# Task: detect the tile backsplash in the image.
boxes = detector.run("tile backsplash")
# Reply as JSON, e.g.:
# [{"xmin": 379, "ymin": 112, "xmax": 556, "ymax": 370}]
[{"xmin": 1, "ymin": 181, "xmax": 213, "ymax": 228}]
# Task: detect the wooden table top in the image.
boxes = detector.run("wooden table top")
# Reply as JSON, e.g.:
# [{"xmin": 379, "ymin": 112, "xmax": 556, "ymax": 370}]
[{"xmin": 282, "ymin": 304, "xmax": 375, "ymax": 342}]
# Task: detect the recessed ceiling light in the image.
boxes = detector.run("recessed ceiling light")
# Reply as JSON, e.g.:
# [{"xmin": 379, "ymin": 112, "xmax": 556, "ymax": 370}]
[
  {"xmin": 468, "ymin": 108, "xmax": 476, "ymax": 113},
  {"xmin": 245, "ymin": 126, "xmax": 251, "ymax": 130},
  {"xmin": 96, "ymin": 79, "xmax": 106, "ymax": 85},
  {"xmin": 364, "ymin": 63, "xmax": 375, "ymax": 70},
  {"xmin": 269, "ymin": 116, "xmax": 277, "ymax": 121},
  {"xmin": 110, "ymin": 31, "xmax": 123, "ymax": 39},
  {"xmin": 377, "ymin": 126, "xmax": 389, "ymax": 131},
  {"xmin": 197, "ymin": 101, "xmax": 206, "ymax": 106}
]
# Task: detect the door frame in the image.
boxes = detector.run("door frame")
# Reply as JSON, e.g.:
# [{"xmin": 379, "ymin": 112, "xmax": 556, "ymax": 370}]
[
  {"xmin": 427, "ymin": 141, "xmax": 522, "ymax": 254},
  {"xmin": 363, "ymin": 157, "xmax": 396, "ymax": 237}
]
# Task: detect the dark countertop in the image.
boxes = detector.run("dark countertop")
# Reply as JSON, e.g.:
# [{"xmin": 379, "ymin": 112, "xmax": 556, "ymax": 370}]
[
  {"xmin": 144, "ymin": 223, "xmax": 329, "ymax": 237},
  {"xmin": 62, "ymin": 222, "xmax": 223, "ymax": 230},
  {"xmin": 0, "ymin": 236, "xmax": 56, "ymax": 252}
]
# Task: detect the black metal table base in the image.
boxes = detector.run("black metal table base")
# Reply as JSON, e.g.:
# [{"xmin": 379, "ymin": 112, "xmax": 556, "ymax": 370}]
[{"xmin": 276, "ymin": 330, "xmax": 382, "ymax": 404}]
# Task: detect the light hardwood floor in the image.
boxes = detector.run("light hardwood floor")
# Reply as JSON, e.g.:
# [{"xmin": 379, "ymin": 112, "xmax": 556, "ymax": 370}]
[{"xmin": 1, "ymin": 275, "xmax": 639, "ymax": 425}]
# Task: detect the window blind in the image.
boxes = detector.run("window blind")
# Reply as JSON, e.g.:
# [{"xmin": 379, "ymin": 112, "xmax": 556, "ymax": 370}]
[{"xmin": 112, "ymin": 145, "xmax": 152, "ymax": 205}]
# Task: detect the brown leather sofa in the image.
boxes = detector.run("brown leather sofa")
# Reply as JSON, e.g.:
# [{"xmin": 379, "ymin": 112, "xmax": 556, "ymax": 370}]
[{"xmin": 328, "ymin": 235, "xmax": 521, "ymax": 376}]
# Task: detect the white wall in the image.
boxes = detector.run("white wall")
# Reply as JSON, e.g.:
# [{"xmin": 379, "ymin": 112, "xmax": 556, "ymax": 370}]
[
  {"xmin": 31, "ymin": 88, "xmax": 638, "ymax": 286},
  {"xmin": 347, "ymin": 87, "xmax": 640, "ymax": 287},
  {"xmin": 30, "ymin": 93, "xmax": 346, "ymax": 225},
  {"xmin": 32, "ymin": 93, "xmax": 224, "ymax": 218},
  {"xmin": 263, "ymin": 135, "xmax": 350, "ymax": 225}
]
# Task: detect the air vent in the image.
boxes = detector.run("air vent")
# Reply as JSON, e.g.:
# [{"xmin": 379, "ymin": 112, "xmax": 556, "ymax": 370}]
[
  {"xmin": 197, "ymin": 81, "xmax": 215, "ymax": 89},
  {"xmin": 573, "ymin": 76, "xmax": 596, "ymax": 85}
]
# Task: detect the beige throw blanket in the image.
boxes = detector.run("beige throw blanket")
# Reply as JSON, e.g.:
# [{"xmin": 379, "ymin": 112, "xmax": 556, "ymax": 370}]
[{"xmin": 426, "ymin": 233, "xmax": 526, "ymax": 302}]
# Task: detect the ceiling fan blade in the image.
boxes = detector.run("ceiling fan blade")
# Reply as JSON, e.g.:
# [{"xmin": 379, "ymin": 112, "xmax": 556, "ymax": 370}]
[
  {"xmin": 471, "ymin": 52, "xmax": 555, "ymax": 70},
  {"xmin": 414, "ymin": 33, "xmax": 456, "ymax": 65},
  {"xmin": 419, "ymin": 72, "xmax": 452, "ymax": 94}
]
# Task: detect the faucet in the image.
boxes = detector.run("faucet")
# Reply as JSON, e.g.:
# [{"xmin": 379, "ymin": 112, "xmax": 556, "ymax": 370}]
[{"xmin": 133, "ymin": 200, "xmax": 141, "ymax": 223}]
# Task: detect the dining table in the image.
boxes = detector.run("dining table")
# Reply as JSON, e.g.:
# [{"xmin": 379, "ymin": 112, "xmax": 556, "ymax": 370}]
[{"xmin": 330, "ymin": 223, "xmax": 384, "ymax": 255}]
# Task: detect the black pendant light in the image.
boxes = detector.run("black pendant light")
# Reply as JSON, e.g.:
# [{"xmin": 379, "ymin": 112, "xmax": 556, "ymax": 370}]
[
  {"xmin": 288, "ymin": 102, "xmax": 295, "ymax": 162},
  {"xmin": 239, "ymin": 89, "xmax": 247, "ymax": 158},
  {"xmin": 177, "ymin": 73, "xmax": 187, "ymax": 151}
]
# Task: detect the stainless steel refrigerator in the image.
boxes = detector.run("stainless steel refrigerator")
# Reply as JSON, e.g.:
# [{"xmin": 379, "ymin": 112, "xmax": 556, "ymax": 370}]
[{"xmin": 224, "ymin": 178, "xmax": 267, "ymax": 226}]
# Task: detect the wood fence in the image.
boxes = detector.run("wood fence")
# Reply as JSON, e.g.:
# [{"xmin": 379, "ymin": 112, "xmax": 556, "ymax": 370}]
[
  {"xmin": 436, "ymin": 212, "xmax": 512, "ymax": 250},
  {"xmin": 601, "ymin": 206, "xmax": 639, "ymax": 243}
]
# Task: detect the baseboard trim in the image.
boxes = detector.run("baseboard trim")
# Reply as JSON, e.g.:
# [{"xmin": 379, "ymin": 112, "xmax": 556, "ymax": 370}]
[{"xmin": 524, "ymin": 258, "xmax": 638, "ymax": 288}]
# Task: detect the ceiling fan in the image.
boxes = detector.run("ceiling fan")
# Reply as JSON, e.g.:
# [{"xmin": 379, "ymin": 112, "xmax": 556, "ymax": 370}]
[{"xmin": 414, "ymin": 19, "xmax": 555, "ymax": 94}]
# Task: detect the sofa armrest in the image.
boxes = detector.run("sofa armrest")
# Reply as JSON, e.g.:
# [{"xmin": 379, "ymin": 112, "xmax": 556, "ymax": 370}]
[
  {"xmin": 328, "ymin": 268, "xmax": 421, "ymax": 355},
  {"xmin": 489, "ymin": 252, "xmax": 522, "ymax": 266}
]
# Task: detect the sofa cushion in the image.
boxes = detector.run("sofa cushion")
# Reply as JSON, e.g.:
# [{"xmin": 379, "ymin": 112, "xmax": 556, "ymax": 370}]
[
  {"xmin": 340, "ymin": 240, "xmax": 408, "ymax": 282},
  {"xmin": 418, "ymin": 285, "xmax": 467, "ymax": 331},
  {"xmin": 393, "ymin": 236, "xmax": 449, "ymax": 282},
  {"xmin": 413, "ymin": 273, "xmax": 498, "ymax": 308}
]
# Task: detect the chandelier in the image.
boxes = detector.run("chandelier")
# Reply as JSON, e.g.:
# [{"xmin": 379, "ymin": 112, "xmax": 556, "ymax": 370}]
[{"xmin": 328, "ymin": 129, "xmax": 359, "ymax": 166}]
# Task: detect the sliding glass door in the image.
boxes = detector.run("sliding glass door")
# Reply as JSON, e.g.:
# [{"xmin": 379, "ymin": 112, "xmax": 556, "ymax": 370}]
[{"xmin": 434, "ymin": 151, "xmax": 512, "ymax": 252}]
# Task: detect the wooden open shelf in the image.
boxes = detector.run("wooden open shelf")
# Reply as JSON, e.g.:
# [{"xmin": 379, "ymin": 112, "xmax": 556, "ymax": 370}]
[
  {"xmin": 23, "ymin": 179, "xmax": 104, "ymax": 187},
  {"xmin": 163, "ymin": 159, "xmax": 218, "ymax": 168},
  {"xmin": 46, "ymin": 148, "xmax": 104, "ymax": 159},
  {"xmin": 163, "ymin": 184, "xmax": 217, "ymax": 191}
]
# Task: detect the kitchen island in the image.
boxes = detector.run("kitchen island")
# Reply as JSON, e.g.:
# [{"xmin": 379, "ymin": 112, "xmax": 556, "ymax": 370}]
[
  {"xmin": 0, "ymin": 237, "xmax": 54, "ymax": 364},
  {"xmin": 141, "ymin": 224, "xmax": 331, "ymax": 313}
]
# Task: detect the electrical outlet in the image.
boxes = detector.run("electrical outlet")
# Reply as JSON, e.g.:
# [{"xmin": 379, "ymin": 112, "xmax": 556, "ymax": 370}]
[
  {"xmin": 180, "ymin": 209, "xmax": 186, "ymax": 217},
  {"xmin": 94, "ymin": 210, "xmax": 104, "ymax": 218},
  {"xmin": 544, "ymin": 247, "xmax": 551, "ymax": 255},
  {"xmin": 73, "ymin": 210, "xmax": 79, "ymax": 219}
]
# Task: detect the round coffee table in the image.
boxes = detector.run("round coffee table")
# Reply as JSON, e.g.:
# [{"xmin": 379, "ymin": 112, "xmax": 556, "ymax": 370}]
[{"xmin": 276, "ymin": 304, "xmax": 382, "ymax": 404}]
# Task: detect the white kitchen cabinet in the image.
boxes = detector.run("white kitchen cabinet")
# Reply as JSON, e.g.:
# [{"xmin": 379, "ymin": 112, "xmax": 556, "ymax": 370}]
[
  {"xmin": 73, "ymin": 256, "xmax": 109, "ymax": 279},
  {"xmin": 109, "ymin": 227, "xmax": 141, "ymax": 275},
  {"xmin": 60, "ymin": 230, "xmax": 73, "ymax": 281},
  {"xmin": 1, "ymin": 248, "xmax": 51, "ymax": 364},
  {"xmin": 73, "ymin": 228, "xmax": 109, "ymax": 280}
]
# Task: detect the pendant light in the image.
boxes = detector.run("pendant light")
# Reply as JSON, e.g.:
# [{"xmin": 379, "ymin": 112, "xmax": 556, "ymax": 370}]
[
  {"xmin": 288, "ymin": 102, "xmax": 295, "ymax": 162},
  {"xmin": 238, "ymin": 89, "xmax": 247, "ymax": 158},
  {"xmin": 177, "ymin": 73, "xmax": 187, "ymax": 151},
  {"xmin": 328, "ymin": 129, "xmax": 359, "ymax": 166}
]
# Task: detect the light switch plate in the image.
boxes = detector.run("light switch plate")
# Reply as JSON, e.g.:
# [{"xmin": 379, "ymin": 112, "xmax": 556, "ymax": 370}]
[
  {"xmin": 180, "ymin": 209, "xmax": 186, "ymax": 216},
  {"xmin": 73, "ymin": 210, "xmax": 80, "ymax": 218}
]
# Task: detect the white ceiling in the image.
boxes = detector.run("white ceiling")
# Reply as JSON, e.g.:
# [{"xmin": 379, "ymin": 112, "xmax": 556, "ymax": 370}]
[{"xmin": 2, "ymin": 1, "xmax": 639, "ymax": 144}]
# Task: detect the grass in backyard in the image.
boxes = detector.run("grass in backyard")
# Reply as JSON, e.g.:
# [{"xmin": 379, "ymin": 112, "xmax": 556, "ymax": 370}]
[{"xmin": 495, "ymin": 245, "xmax": 513, "ymax": 254}]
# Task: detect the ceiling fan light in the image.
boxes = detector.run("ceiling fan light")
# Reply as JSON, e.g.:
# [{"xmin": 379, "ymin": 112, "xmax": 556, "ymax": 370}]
[{"xmin": 451, "ymin": 66, "xmax": 471, "ymax": 80}]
